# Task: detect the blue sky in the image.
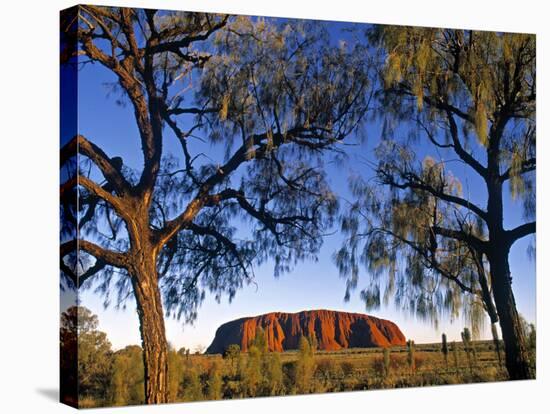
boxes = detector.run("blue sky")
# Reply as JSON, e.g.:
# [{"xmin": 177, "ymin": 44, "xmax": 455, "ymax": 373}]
[{"xmin": 63, "ymin": 17, "xmax": 536, "ymax": 351}]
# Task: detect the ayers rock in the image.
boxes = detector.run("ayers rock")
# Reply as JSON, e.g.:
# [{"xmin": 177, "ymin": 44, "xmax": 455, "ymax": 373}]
[{"xmin": 206, "ymin": 309, "xmax": 406, "ymax": 354}]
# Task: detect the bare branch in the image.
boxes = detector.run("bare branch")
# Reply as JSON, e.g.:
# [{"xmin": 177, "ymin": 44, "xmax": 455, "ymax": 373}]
[
  {"xmin": 146, "ymin": 15, "xmax": 229, "ymax": 55},
  {"xmin": 61, "ymin": 134, "xmax": 130, "ymax": 195},
  {"xmin": 433, "ymin": 225, "xmax": 487, "ymax": 253},
  {"xmin": 506, "ymin": 221, "xmax": 536, "ymax": 245},
  {"xmin": 445, "ymin": 111, "xmax": 488, "ymax": 179},
  {"xmin": 60, "ymin": 239, "xmax": 129, "ymax": 286},
  {"xmin": 78, "ymin": 175, "xmax": 128, "ymax": 219}
]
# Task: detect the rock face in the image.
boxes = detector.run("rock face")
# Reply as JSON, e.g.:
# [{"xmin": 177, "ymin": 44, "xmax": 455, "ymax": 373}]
[{"xmin": 206, "ymin": 309, "xmax": 406, "ymax": 354}]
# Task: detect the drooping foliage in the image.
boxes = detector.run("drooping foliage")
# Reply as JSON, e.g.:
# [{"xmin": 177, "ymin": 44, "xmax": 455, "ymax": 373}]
[
  {"xmin": 61, "ymin": 7, "xmax": 372, "ymax": 323},
  {"xmin": 335, "ymin": 27, "xmax": 535, "ymax": 379},
  {"xmin": 60, "ymin": 6, "xmax": 373, "ymax": 402}
]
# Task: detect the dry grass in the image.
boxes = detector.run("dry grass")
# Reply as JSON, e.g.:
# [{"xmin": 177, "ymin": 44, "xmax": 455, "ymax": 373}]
[{"xmin": 80, "ymin": 340, "xmax": 515, "ymax": 407}]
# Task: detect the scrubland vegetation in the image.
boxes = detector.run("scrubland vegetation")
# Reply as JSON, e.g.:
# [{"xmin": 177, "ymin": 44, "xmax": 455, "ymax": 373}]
[{"xmin": 63, "ymin": 307, "xmax": 536, "ymax": 408}]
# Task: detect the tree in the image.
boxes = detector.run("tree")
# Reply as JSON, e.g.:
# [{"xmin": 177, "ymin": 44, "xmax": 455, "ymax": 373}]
[
  {"xmin": 206, "ymin": 361, "xmax": 223, "ymax": 400},
  {"xmin": 60, "ymin": 306, "xmax": 112, "ymax": 405},
  {"xmin": 110, "ymin": 346, "xmax": 145, "ymax": 406},
  {"xmin": 406, "ymin": 339, "xmax": 416, "ymax": 375},
  {"xmin": 451, "ymin": 341, "xmax": 460, "ymax": 376},
  {"xmin": 491, "ymin": 323, "xmax": 503, "ymax": 368},
  {"xmin": 181, "ymin": 366, "xmax": 204, "ymax": 402},
  {"xmin": 266, "ymin": 353, "xmax": 284, "ymax": 395},
  {"xmin": 224, "ymin": 344, "xmax": 241, "ymax": 376},
  {"xmin": 336, "ymin": 27, "xmax": 535, "ymax": 379},
  {"xmin": 519, "ymin": 314, "xmax": 536, "ymax": 370},
  {"xmin": 167, "ymin": 346, "xmax": 184, "ymax": 402},
  {"xmin": 60, "ymin": 307, "xmax": 78, "ymax": 406},
  {"xmin": 75, "ymin": 307, "xmax": 113, "ymax": 401},
  {"xmin": 308, "ymin": 331, "xmax": 319, "ymax": 352},
  {"xmin": 295, "ymin": 335, "xmax": 316, "ymax": 393},
  {"xmin": 242, "ymin": 345, "xmax": 262, "ymax": 397},
  {"xmin": 60, "ymin": 6, "xmax": 371, "ymax": 403},
  {"xmin": 461, "ymin": 327, "xmax": 474, "ymax": 374},
  {"xmin": 383, "ymin": 347, "xmax": 391, "ymax": 377},
  {"xmin": 194, "ymin": 344, "xmax": 206, "ymax": 355},
  {"xmin": 441, "ymin": 333, "xmax": 449, "ymax": 369},
  {"xmin": 250, "ymin": 327, "xmax": 268, "ymax": 353}
]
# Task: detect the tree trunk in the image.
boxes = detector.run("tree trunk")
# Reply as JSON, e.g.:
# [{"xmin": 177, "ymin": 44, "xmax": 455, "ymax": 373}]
[
  {"xmin": 489, "ymin": 252, "xmax": 533, "ymax": 380},
  {"xmin": 491, "ymin": 323, "xmax": 503, "ymax": 368},
  {"xmin": 131, "ymin": 256, "xmax": 169, "ymax": 404}
]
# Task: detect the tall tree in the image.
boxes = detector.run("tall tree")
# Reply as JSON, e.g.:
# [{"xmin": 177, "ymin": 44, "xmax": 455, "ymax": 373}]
[
  {"xmin": 110, "ymin": 345, "xmax": 145, "ymax": 406},
  {"xmin": 295, "ymin": 335, "xmax": 316, "ymax": 393},
  {"xmin": 76, "ymin": 307, "xmax": 113, "ymax": 401},
  {"xmin": 60, "ymin": 306, "xmax": 113, "ymax": 406},
  {"xmin": 60, "ymin": 306, "xmax": 78, "ymax": 406},
  {"xmin": 60, "ymin": 6, "xmax": 371, "ymax": 403},
  {"xmin": 336, "ymin": 28, "xmax": 535, "ymax": 379}
]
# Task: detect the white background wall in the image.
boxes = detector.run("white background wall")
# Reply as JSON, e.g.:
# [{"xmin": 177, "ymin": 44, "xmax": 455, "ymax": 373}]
[{"xmin": 0, "ymin": 0, "xmax": 547, "ymax": 412}]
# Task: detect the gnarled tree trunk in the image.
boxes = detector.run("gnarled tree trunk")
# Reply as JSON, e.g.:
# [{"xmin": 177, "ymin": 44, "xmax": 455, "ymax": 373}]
[
  {"xmin": 488, "ymin": 250, "xmax": 533, "ymax": 380},
  {"xmin": 486, "ymin": 145, "xmax": 533, "ymax": 381},
  {"xmin": 130, "ymin": 253, "xmax": 169, "ymax": 404}
]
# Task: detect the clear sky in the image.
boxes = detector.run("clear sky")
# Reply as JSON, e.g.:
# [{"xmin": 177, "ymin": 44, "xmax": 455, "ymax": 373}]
[{"xmin": 62, "ymin": 17, "xmax": 536, "ymax": 351}]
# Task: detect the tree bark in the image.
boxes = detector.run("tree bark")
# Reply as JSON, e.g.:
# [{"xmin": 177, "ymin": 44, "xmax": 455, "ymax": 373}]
[
  {"xmin": 488, "ymin": 251, "xmax": 533, "ymax": 380},
  {"xmin": 485, "ymin": 137, "xmax": 533, "ymax": 380},
  {"xmin": 130, "ymin": 255, "xmax": 169, "ymax": 404}
]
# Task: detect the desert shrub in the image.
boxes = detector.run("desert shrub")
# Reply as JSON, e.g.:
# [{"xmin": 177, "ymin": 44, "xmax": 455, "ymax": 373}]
[
  {"xmin": 250, "ymin": 328, "xmax": 268, "ymax": 352},
  {"xmin": 316, "ymin": 358, "xmax": 334, "ymax": 378},
  {"xmin": 282, "ymin": 361, "xmax": 297, "ymax": 394},
  {"xmin": 407, "ymin": 340, "xmax": 416, "ymax": 374},
  {"xmin": 451, "ymin": 341, "xmax": 460, "ymax": 375},
  {"xmin": 295, "ymin": 336, "xmax": 316, "ymax": 394},
  {"xmin": 414, "ymin": 354, "xmax": 426, "ymax": 371},
  {"xmin": 181, "ymin": 366, "xmax": 204, "ymax": 401},
  {"xmin": 109, "ymin": 346, "xmax": 144, "ymax": 406},
  {"xmin": 340, "ymin": 361, "xmax": 354, "ymax": 377},
  {"xmin": 223, "ymin": 379, "xmax": 242, "ymax": 399},
  {"xmin": 265, "ymin": 352, "xmax": 285, "ymax": 395},
  {"xmin": 206, "ymin": 361, "xmax": 223, "ymax": 400},
  {"xmin": 372, "ymin": 356, "xmax": 386, "ymax": 378},
  {"xmin": 313, "ymin": 359, "xmax": 333, "ymax": 392},
  {"xmin": 241, "ymin": 345, "xmax": 262, "ymax": 397},
  {"xmin": 71, "ymin": 307, "xmax": 112, "ymax": 403},
  {"xmin": 224, "ymin": 344, "xmax": 241, "ymax": 376},
  {"xmin": 383, "ymin": 348, "xmax": 391, "ymax": 377},
  {"xmin": 167, "ymin": 347, "xmax": 184, "ymax": 402}
]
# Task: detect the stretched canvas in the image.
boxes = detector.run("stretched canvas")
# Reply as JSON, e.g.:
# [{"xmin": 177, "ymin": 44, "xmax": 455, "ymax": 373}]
[{"xmin": 60, "ymin": 4, "xmax": 536, "ymax": 408}]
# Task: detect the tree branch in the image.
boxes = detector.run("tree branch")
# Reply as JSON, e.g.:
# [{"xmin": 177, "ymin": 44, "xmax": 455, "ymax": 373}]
[
  {"xmin": 146, "ymin": 16, "xmax": 229, "ymax": 55},
  {"xmin": 433, "ymin": 225, "xmax": 486, "ymax": 253},
  {"xmin": 375, "ymin": 228, "xmax": 475, "ymax": 295},
  {"xmin": 506, "ymin": 221, "xmax": 536, "ymax": 245},
  {"xmin": 78, "ymin": 175, "xmax": 128, "ymax": 219},
  {"xmin": 187, "ymin": 222, "xmax": 251, "ymax": 278},
  {"xmin": 61, "ymin": 239, "xmax": 128, "ymax": 269},
  {"xmin": 61, "ymin": 135, "xmax": 130, "ymax": 195},
  {"xmin": 446, "ymin": 111, "xmax": 488, "ymax": 179},
  {"xmin": 500, "ymin": 158, "xmax": 536, "ymax": 182},
  {"xmin": 389, "ymin": 84, "xmax": 474, "ymax": 124},
  {"xmin": 167, "ymin": 106, "xmax": 219, "ymax": 116},
  {"xmin": 381, "ymin": 169, "xmax": 488, "ymax": 221},
  {"xmin": 60, "ymin": 239, "xmax": 128, "ymax": 287}
]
